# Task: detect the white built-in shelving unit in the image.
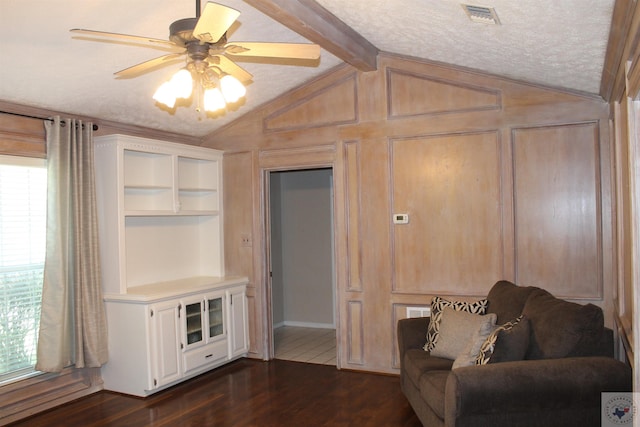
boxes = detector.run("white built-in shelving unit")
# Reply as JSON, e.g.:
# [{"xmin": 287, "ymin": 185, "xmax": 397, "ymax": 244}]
[{"xmin": 93, "ymin": 134, "xmax": 248, "ymax": 397}]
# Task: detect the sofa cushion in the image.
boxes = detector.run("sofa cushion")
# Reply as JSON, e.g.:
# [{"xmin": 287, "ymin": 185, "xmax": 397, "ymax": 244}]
[
  {"xmin": 424, "ymin": 296, "xmax": 488, "ymax": 352},
  {"xmin": 522, "ymin": 289, "xmax": 604, "ymax": 359},
  {"xmin": 431, "ymin": 307, "xmax": 496, "ymax": 360},
  {"xmin": 403, "ymin": 349, "xmax": 454, "ymax": 391},
  {"xmin": 486, "ymin": 280, "xmax": 542, "ymax": 324},
  {"xmin": 419, "ymin": 370, "xmax": 449, "ymax": 420},
  {"xmin": 476, "ymin": 315, "xmax": 530, "ymax": 365}
]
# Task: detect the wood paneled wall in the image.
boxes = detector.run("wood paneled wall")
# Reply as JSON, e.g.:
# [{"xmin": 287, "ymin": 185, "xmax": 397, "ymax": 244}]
[
  {"xmin": 206, "ymin": 53, "xmax": 613, "ymax": 374},
  {"xmin": 606, "ymin": 0, "xmax": 640, "ymax": 383}
]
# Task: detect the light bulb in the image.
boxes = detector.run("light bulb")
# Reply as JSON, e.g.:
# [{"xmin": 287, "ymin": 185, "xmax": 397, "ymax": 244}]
[
  {"xmin": 204, "ymin": 88, "xmax": 226, "ymax": 112},
  {"xmin": 152, "ymin": 82, "xmax": 176, "ymax": 108},
  {"xmin": 169, "ymin": 69, "xmax": 193, "ymax": 99},
  {"xmin": 220, "ymin": 75, "xmax": 246, "ymax": 103}
]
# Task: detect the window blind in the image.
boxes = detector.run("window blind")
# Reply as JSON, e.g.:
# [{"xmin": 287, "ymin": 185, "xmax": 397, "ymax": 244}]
[{"xmin": 0, "ymin": 155, "xmax": 46, "ymax": 382}]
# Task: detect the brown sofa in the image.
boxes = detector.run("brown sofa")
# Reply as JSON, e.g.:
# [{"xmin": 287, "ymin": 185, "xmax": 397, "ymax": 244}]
[{"xmin": 397, "ymin": 280, "xmax": 632, "ymax": 427}]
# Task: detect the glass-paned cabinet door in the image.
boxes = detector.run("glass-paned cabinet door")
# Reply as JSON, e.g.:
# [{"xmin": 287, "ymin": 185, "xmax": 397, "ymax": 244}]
[
  {"xmin": 184, "ymin": 300, "xmax": 204, "ymax": 348},
  {"xmin": 207, "ymin": 295, "xmax": 225, "ymax": 341}
]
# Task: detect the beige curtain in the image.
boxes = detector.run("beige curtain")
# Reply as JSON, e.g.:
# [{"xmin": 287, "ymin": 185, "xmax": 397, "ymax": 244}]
[{"xmin": 36, "ymin": 117, "xmax": 108, "ymax": 373}]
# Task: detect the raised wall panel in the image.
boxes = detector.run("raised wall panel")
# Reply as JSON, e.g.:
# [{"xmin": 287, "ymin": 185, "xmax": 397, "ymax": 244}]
[
  {"xmin": 347, "ymin": 300, "xmax": 364, "ymax": 365},
  {"xmin": 223, "ymin": 152, "xmax": 258, "ymax": 356},
  {"xmin": 387, "ymin": 69, "xmax": 501, "ymax": 118},
  {"xmin": 344, "ymin": 141, "xmax": 362, "ymax": 291},
  {"xmin": 223, "ymin": 152, "xmax": 255, "ymax": 283},
  {"xmin": 390, "ymin": 131, "xmax": 504, "ymax": 294},
  {"xmin": 264, "ymin": 74, "xmax": 358, "ymax": 132},
  {"xmin": 512, "ymin": 122, "xmax": 602, "ymax": 298}
]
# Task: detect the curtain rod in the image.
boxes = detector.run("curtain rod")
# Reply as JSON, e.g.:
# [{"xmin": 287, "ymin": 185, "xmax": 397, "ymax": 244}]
[{"xmin": 0, "ymin": 110, "xmax": 99, "ymax": 131}]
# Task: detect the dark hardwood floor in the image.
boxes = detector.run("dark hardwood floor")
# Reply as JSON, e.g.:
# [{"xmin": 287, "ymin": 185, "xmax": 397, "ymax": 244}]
[{"xmin": 10, "ymin": 359, "xmax": 422, "ymax": 426}]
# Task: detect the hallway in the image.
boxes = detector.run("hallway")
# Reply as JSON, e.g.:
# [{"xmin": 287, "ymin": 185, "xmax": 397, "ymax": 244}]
[{"xmin": 273, "ymin": 326, "xmax": 336, "ymax": 366}]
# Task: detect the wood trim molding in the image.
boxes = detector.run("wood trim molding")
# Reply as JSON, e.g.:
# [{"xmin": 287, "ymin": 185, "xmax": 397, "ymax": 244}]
[
  {"xmin": 616, "ymin": 313, "xmax": 633, "ymax": 363},
  {"xmin": 0, "ymin": 367, "xmax": 103, "ymax": 425},
  {"xmin": 258, "ymin": 144, "xmax": 336, "ymax": 169},
  {"xmin": 243, "ymin": 0, "xmax": 378, "ymax": 72},
  {"xmin": 0, "ymin": 100, "xmax": 202, "ymax": 148},
  {"xmin": 0, "ymin": 112, "xmax": 45, "ymax": 158}
]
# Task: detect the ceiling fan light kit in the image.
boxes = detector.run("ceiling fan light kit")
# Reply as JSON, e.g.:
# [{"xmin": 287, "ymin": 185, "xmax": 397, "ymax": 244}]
[
  {"xmin": 71, "ymin": 1, "xmax": 320, "ymax": 117},
  {"xmin": 152, "ymin": 64, "xmax": 246, "ymax": 114}
]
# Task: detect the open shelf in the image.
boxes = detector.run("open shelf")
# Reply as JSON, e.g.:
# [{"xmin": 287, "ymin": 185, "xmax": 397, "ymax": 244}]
[
  {"xmin": 124, "ymin": 216, "xmax": 222, "ymax": 289},
  {"xmin": 178, "ymin": 189, "xmax": 219, "ymax": 212},
  {"xmin": 94, "ymin": 135, "xmax": 225, "ymax": 296}
]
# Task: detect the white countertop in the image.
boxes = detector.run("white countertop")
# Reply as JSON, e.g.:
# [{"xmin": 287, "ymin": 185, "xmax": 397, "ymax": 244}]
[{"xmin": 103, "ymin": 276, "xmax": 249, "ymax": 303}]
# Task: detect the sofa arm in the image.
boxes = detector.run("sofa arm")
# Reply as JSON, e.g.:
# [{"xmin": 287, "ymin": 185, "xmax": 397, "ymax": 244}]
[
  {"xmin": 397, "ymin": 317, "xmax": 430, "ymax": 362},
  {"xmin": 445, "ymin": 357, "xmax": 632, "ymax": 427}
]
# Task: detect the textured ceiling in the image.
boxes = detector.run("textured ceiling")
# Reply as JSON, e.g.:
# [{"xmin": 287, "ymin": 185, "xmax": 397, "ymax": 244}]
[
  {"xmin": 0, "ymin": 0, "xmax": 615, "ymax": 138},
  {"xmin": 316, "ymin": 0, "xmax": 615, "ymax": 94}
]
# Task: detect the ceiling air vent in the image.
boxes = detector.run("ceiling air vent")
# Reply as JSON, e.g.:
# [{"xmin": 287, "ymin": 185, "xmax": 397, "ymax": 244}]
[{"xmin": 461, "ymin": 4, "xmax": 501, "ymax": 25}]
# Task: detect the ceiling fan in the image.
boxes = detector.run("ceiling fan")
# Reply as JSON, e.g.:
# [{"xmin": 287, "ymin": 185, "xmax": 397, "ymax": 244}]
[{"xmin": 70, "ymin": 0, "xmax": 321, "ymax": 113}]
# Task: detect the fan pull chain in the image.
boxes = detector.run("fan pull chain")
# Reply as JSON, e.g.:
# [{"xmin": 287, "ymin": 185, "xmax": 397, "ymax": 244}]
[{"xmin": 195, "ymin": 82, "xmax": 203, "ymax": 114}]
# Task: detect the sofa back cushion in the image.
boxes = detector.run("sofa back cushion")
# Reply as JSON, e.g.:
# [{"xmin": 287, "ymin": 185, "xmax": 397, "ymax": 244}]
[
  {"xmin": 486, "ymin": 280, "xmax": 541, "ymax": 325},
  {"xmin": 522, "ymin": 289, "xmax": 604, "ymax": 359}
]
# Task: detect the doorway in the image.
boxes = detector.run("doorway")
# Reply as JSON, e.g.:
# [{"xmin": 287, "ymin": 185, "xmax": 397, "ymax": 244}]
[{"xmin": 268, "ymin": 168, "xmax": 336, "ymax": 365}]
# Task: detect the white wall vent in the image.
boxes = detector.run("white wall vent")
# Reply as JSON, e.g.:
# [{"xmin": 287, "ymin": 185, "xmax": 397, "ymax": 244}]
[
  {"xmin": 461, "ymin": 4, "xmax": 501, "ymax": 25},
  {"xmin": 406, "ymin": 306, "xmax": 431, "ymax": 318}
]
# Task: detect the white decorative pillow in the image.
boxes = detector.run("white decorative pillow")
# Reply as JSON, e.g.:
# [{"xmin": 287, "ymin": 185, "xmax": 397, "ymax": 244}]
[
  {"xmin": 430, "ymin": 307, "xmax": 497, "ymax": 360},
  {"xmin": 424, "ymin": 296, "xmax": 488, "ymax": 352},
  {"xmin": 452, "ymin": 318, "xmax": 498, "ymax": 369}
]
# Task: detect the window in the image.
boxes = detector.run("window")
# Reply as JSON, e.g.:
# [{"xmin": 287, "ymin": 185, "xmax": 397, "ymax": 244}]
[{"xmin": 0, "ymin": 155, "xmax": 47, "ymax": 383}]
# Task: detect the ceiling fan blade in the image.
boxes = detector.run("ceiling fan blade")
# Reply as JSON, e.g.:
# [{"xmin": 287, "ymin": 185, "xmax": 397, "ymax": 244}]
[
  {"xmin": 224, "ymin": 42, "xmax": 320, "ymax": 60},
  {"xmin": 70, "ymin": 29, "xmax": 179, "ymax": 49},
  {"xmin": 193, "ymin": 2, "xmax": 241, "ymax": 43},
  {"xmin": 208, "ymin": 55, "xmax": 253, "ymax": 83},
  {"xmin": 114, "ymin": 53, "xmax": 185, "ymax": 79}
]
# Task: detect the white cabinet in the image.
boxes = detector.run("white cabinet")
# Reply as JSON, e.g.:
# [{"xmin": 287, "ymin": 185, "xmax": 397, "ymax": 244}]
[
  {"xmin": 149, "ymin": 300, "xmax": 182, "ymax": 388},
  {"xmin": 228, "ymin": 286, "xmax": 249, "ymax": 358},
  {"xmin": 94, "ymin": 135, "xmax": 248, "ymax": 397},
  {"xmin": 180, "ymin": 291, "xmax": 229, "ymax": 375},
  {"xmin": 101, "ymin": 280, "xmax": 248, "ymax": 397}
]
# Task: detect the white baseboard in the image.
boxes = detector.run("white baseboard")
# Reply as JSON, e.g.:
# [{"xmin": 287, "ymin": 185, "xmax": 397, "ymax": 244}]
[
  {"xmin": 273, "ymin": 321, "xmax": 285, "ymax": 329},
  {"xmin": 280, "ymin": 320, "xmax": 335, "ymax": 329}
]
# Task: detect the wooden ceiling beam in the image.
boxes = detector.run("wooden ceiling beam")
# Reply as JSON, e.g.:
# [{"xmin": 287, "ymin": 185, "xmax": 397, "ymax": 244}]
[
  {"xmin": 244, "ymin": 0, "xmax": 379, "ymax": 72},
  {"xmin": 600, "ymin": 0, "xmax": 636, "ymax": 101}
]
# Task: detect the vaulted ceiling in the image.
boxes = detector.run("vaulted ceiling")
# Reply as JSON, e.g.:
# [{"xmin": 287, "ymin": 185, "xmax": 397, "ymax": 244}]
[{"xmin": 0, "ymin": 0, "xmax": 618, "ymax": 138}]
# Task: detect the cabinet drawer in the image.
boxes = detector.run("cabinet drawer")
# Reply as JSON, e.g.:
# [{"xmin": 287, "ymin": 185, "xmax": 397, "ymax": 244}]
[{"xmin": 183, "ymin": 339, "xmax": 228, "ymax": 374}]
